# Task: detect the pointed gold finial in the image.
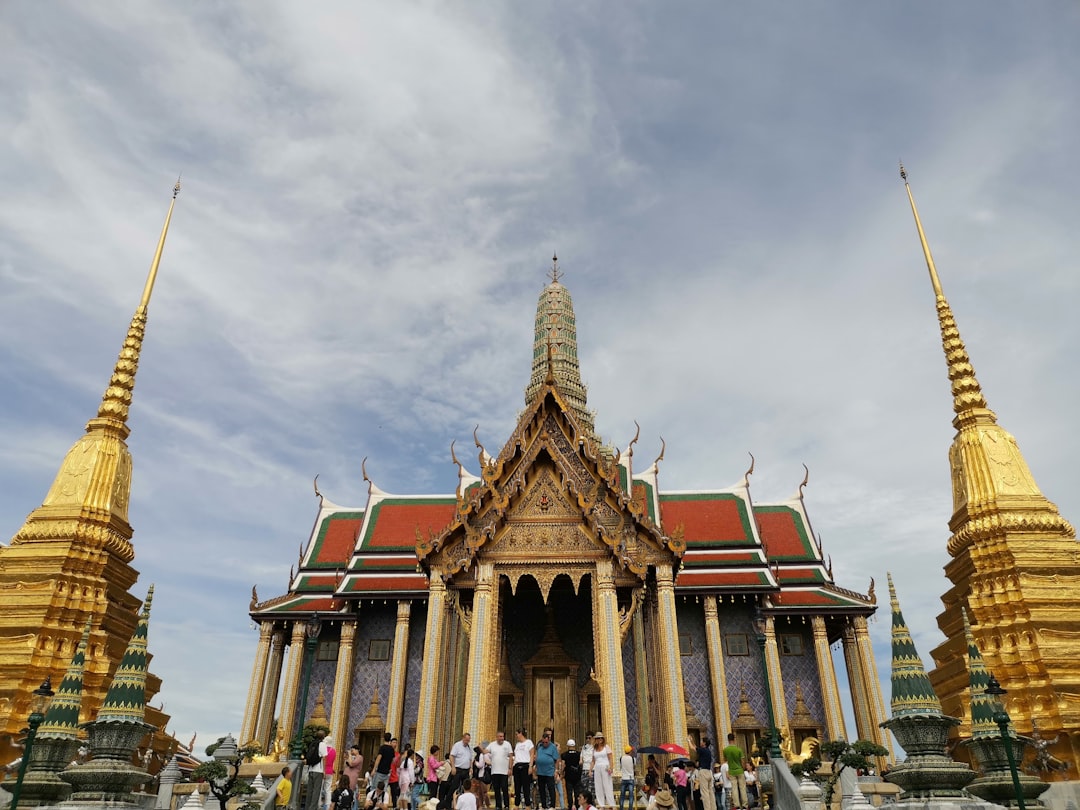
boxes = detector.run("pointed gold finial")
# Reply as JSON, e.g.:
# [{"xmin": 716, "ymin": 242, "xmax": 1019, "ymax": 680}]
[
  {"xmin": 94, "ymin": 179, "xmax": 182, "ymax": 430},
  {"xmin": 900, "ymin": 163, "xmax": 989, "ymax": 419},
  {"xmin": 549, "ymin": 252, "xmax": 562, "ymax": 284}
]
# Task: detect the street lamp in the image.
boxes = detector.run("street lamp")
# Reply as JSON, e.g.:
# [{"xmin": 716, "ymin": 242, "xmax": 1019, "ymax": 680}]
[
  {"xmin": 751, "ymin": 609, "xmax": 782, "ymax": 759},
  {"xmin": 290, "ymin": 614, "xmax": 322, "ymax": 758},
  {"xmin": 984, "ymin": 674, "xmax": 1024, "ymax": 810},
  {"xmin": 10, "ymin": 677, "xmax": 55, "ymax": 810}
]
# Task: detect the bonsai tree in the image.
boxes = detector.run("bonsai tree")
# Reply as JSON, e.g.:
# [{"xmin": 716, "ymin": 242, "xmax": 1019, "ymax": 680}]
[
  {"xmin": 191, "ymin": 740, "xmax": 262, "ymax": 810},
  {"xmin": 801, "ymin": 739, "xmax": 889, "ymax": 807}
]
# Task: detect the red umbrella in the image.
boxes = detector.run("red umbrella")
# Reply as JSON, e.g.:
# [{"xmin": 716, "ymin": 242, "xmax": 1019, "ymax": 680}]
[{"xmin": 655, "ymin": 743, "xmax": 690, "ymax": 756}]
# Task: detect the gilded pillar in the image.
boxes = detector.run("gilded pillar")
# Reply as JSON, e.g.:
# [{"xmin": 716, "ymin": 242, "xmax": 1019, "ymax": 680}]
[
  {"xmin": 331, "ymin": 619, "xmax": 358, "ymax": 750},
  {"xmin": 763, "ymin": 616, "xmax": 788, "ymax": 733},
  {"xmin": 239, "ymin": 621, "xmax": 275, "ymax": 746},
  {"xmin": 594, "ymin": 560, "xmax": 629, "ymax": 748},
  {"xmin": 462, "ymin": 563, "xmax": 496, "ymax": 739},
  {"xmin": 654, "ymin": 563, "xmax": 687, "ymax": 741},
  {"xmin": 810, "ymin": 616, "xmax": 846, "ymax": 742},
  {"xmin": 416, "ymin": 576, "xmax": 447, "ymax": 749},
  {"xmin": 277, "ymin": 622, "xmax": 309, "ymax": 751},
  {"xmin": 385, "ymin": 601, "xmax": 412, "ymax": 736},
  {"xmin": 703, "ymin": 596, "xmax": 731, "ymax": 743},
  {"xmin": 852, "ymin": 616, "xmax": 894, "ymax": 759},
  {"xmin": 632, "ymin": 610, "xmax": 652, "ymax": 748},
  {"xmin": 255, "ymin": 627, "xmax": 287, "ymax": 750},
  {"xmin": 841, "ymin": 622, "xmax": 873, "ymax": 742}
]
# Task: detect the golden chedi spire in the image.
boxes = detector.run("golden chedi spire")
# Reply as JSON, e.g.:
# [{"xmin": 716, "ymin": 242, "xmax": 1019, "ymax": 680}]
[
  {"xmin": 0, "ymin": 180, "xmax": 179, "ymax": 766},
  {"xmin": 901, "ymin": 165, "xmax": 1080, "ymax": 780},
  {"xmin": 524, "ymin": 254, "xmax": 596, "ymax": 439}
]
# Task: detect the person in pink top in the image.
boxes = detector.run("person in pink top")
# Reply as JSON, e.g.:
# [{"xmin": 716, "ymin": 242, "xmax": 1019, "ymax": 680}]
[
  {"xmin": 672, "ymin": 765, "xmax": 689, "ymax": 810},
  {"xmin": 428, "ymin": 745, "xmax": 445, "ymax": 799}
]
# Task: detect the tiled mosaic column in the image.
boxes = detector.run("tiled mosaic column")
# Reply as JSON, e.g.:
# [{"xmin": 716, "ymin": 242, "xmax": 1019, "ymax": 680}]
[
  {"xmin": 331, "ymin": 619, "xmax": 358, "ymax": 749},
  {"xmin": 810, "ymin": 616, "xmax": 846, "ymax": 742},
  {"xmin": 763, "ymin": 616, "xmax": 789, "ymax": 733},
  {"xmin": 462, "ymin": 564, "xmax": 495, "ymax": 739},
  {"xmin": 632, "ymin": 610, "xmax": 652, "ymax": 747},
  {"xmin": 240, "ymin": 622, "xmax": 275, "ymax": 745},
  {"xmin": 416, "ymin": 576, "xmax": 447, "ymax": 749},
  {"xmin": 255, "ymin": 627, "xmax": 287, "ymax": 750},
  {"xmin": 655, "ymin": 563, "xmax": 687, "ymax": 741},
  {"xmin": 703, "ymin": 597, "xmax": 731, "ymax": 743},
  {"xmin": 853, "ymin": 616, "xmax": 894, "ymax": 759},
  {"xmin": 277, "ymin": 621, "xmax": 309, "ymax": 752},
  {"xmin": 594, "ymin": 561, "xmax": 629, "ymax": 748},
  {"xmin": 385, "ymin": 602, "xmax": 412, "ymax": 737},
  {"xmin": 841, "ymin": 621, "xmax": 873, "ymax": 743}
]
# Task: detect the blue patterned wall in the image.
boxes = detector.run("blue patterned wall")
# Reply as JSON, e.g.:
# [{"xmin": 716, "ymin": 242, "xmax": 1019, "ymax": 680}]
[
  {"xmin": 774, "ymin": 621, "xmax": 825, "ymax": 729},
  {"xmin": 675, "ymin": 601, "xmax": 716, "ymax": 740},
  {"xmin": 400, "ymin": 601, "xmax": 428, "ymax": 746},
  {"xmin": 346, "ymin": 604, "xmax": 397, "ymax": 741},
  {"xmin": 621, "ymin": 632, "xmax": 639, "ymax": 744},
  {"xmin": 716, "ymin": 603, "xmax": 768, "ymax": 730}
]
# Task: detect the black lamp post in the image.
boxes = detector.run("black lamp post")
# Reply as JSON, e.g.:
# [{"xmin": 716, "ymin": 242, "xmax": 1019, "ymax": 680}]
[
  {"xmin": 752, "ymin": 610, "xmax": 782, "ymax": 760},
  {"xmin": 984, "ymin": 674, "xmax": 1025, "ymax": 810},
  {"xmin": 10, "ymin": 677, "xmax": 55, "ymax": 810},
  {"xmin": 290, "ymin": 614, "xmax": 322, "ymax": 758}
]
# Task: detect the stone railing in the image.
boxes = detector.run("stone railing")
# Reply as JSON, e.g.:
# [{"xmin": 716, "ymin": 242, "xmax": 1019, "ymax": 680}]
[{"xmin": 769, "ymin": 759, "xmax": 804, "ymax": 810}]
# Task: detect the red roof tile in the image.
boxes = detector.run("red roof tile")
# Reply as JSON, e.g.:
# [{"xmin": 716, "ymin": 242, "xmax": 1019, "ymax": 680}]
[
  {"xmin": 659, "ymin": 494, "xmax": 753, "ymax": 546},
  {"xmin": 682, "ymin": 550, "xmax": 760, "ymax": 567},
  {"xmin": 313, "ymin": 513, "xmax": 363, "ymax": 566},
  {"xmin": 362, "ymin": 500, "xmax": 456, "ymax": 550},
  {"xmin": 754, "ymin": 507, "xmax": 815, "ymax": 559},
  {"xmin": 344, "ymin": 573, "xmax": 429, "ymax": 592},
  {"xmin": 773, "ymin": 590, "xmax": 850, "ymax": 607},
  {"xmin": 676, "ymin": 570, "xmax": 769, "ymax": 588}
]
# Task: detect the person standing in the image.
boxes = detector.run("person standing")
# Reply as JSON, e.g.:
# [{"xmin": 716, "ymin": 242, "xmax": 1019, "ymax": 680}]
[
  {"xmin": 276, "ymin": 766, "xmax": 293, "ymax": 810},
  {"xmin": 588, "ymin": 733, "xmax": 613, "ymax": 810},
  {"xmin": 451, "ymin": 734, "xmax": 475, "ymax": 798},
  {"xmin": 617, "ymin": 746, "xmax": 635, "ymax": 810},
  {"xmin": 323, "ymin": 737, "xmax": 338, "ymax": 810},
  {"xmin": 398, "ymin": 746, "xmax": 415, "ymax": 810},
  {"xmin": 488, "ymin": 732, "xmax": 513, "ymax": 810},
  {"xmin": 671, "ymin": 763, "xmax": 688, "ymax": 810},
  {"xmin": 343, "ymin": 747, "xmax": 364, "ymax": 793},
  {"xmin": 533, "ymin": 732, "xmax": 559, "ymax": 810},
  {"xmin": 305, "ymin": 730, "xmax": 328, "ymax": 810},
  {"xmin": 695, "ymin": 740, "xmax": 714, "ymax": 810},
  {"xmin": 389, "ymin": 739, "xmax": 402, "ymax": 808},
  {"xmin": 513, "ymin": 728, "xmax": 535, "ymax": 810},
  {"xmin": 720, "ymin": 736, "xmax": 747, "ymax": 810},
  {"xmin": 561, "ymin": 740, "xmax": 581, "ymax": 807},
  {"xmin": 579, "ymin": 736, "xmax": 595, "ymax": 799},
  {"xmin": 427, "ymin": 745, "xmax": 445, "ymax": 803},
  {"xmin": 372, "ymin": 733, "xmax": 396, "ymax": 798}
]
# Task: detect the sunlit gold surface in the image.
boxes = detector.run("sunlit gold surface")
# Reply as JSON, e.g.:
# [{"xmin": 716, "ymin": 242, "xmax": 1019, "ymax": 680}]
[
  {"xmin": 0, "ymin": 184, "xmax": 180, "ymax": 765},
  {"xmin": 903, "ymin": 168, "xmax": 1080, "ymax": 778}
]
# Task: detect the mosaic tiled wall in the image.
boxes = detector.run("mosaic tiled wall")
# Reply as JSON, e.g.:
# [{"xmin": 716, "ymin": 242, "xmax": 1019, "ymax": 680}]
[
  {"xmin": 400, "ymin": 601, "xmax": 428, "ymax": 746},
  {"xmin": 716, "ymin": 603, "xmax": 768, "ymax": 731},
  {"xmin": 502, "ymin": 578, "xmax": 594, "ymax": 689},
  {"xmin": 621, "ymin": 632, "xmax": 639, "ymax": 743},
  {"xmin": 346, "ymin": 604, "xmax": 397, "ymax": 741},
  {"xmin": 774, "ymin": 621, "xmax": 825, "ymax": 730},
  {"xmin": 675, "ymin": 601, "xmax": 716, "ymax": 739}
]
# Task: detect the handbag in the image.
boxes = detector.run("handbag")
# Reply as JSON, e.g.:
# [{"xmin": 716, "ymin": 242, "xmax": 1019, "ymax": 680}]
[{"xmin": 436, "ymin": 761, "xmax": 453, "ymax": 782}]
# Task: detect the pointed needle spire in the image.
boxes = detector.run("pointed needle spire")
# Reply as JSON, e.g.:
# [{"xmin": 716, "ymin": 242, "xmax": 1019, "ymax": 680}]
[{"xmin": 549, "ymin": 252, "xmax": 561, "ymax": 284}]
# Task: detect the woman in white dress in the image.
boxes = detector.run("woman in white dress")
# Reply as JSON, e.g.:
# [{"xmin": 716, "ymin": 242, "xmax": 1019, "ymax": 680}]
[{"xmin": 589, "ymin": 733, "xmax": 615, "ymax": 810}]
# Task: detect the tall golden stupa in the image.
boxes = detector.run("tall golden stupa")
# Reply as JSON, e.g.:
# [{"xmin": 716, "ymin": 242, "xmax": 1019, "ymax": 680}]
[
  {"xmin": 0, "ymin": 182, "xmax": 181, "ymax": 766},
  {"xmin": 902, "ymin": 166, "xmax": 1080, "ymax": 777}
]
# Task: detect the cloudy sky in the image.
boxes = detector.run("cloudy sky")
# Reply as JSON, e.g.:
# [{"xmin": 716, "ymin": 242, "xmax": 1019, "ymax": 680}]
[{"xmin": 1, "ymin": 3, "xmax": 1078, "ymax": 748}]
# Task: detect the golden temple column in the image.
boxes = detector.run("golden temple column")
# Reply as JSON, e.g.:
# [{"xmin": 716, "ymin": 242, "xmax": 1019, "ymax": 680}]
[
  {"xmin": 277, "ymin": 622, "xmax": 309, "ymax": 752},
  {"xmin": 240, "ymin": 621, "xmax": 275, "ymax": 746},
  {"xmin": 763, "ymin": 616, "xmax": 789, "ymax": 733},
  {"xmin": 416, "ymin": 576, "xmax": 447, "ymax": 749},
  {"xmin": 852, "ymin": 616, "xmax": 894, "ymax": 759},
  {"xmin": 462, "ymin": 563, "xmax": 496, "ymax": 739},
  {"xmin": 703, "ymin": 597, "xmax": 731, "ymax": 743},
  {"xmin": 632, "ymin": 610, "xmax": 652, "ymax": 747},
  {"xmin": 255, "ymin": 627, "xmax": 287, "ymax": 750},
  {"xmin": 594, "ymin": 560, "xmax": 629, "ymax": 748},
  {"xmin": 330, "ymin": 618, "xmax": 358, "ymax": 750},
  {"xmin": 385, "ymin": 601, "xmax": 412, "ymax": 736},
  {"xmin": 841, "ymin": 621, "xmax": 873, "ymax": 742},
  {"xmin": 654, "ymin": 563, "xmax": 687, "ymax": 741},
  {"xmin": 810, "ymin": 616, "xmax": 846, "ymax": 742}
]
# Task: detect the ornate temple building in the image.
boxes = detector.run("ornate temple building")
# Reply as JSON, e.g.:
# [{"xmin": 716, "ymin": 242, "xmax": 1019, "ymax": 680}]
[
  {"xmin": 243, "ymin": 262, "xmax": 892, "ymax": 768},
  {"xmin": 902, "ymin": 167, "xmax": 1080, "ymax": 777},
  {"xmin": 0, "ymin": 184, "xmax": 180, "ymax": 767}
]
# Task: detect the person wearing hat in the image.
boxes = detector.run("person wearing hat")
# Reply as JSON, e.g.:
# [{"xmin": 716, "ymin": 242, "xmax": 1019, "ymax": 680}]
[
  {"xmin": 651, "ymin": 789, "xmax": 676, "ymax": 810},
  {"xmin": 589, "ymin": 733, "xmax": 614, "ymax": 809},
  {"xmin": 561, "ymin": 739, "xmax": 582, "ymax": 805},
  {"xmin": 617, "ymin": 746, "xmax": 635, "ymax": 810}
]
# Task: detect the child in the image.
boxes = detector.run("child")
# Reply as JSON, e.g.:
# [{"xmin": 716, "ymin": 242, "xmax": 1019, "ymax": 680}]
[
  {"xmin": 333, "ymin": 775, "xmax": 355, "ymax": 810},
  {"xmin": 277, "ymin": 767, "xmax": 293, "ymax": 810}
]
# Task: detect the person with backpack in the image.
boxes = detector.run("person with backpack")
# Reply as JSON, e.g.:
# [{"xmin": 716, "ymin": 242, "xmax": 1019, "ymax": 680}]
[
  {"xmin": 333, "ymin": 775, "xmax": 355, "ymax": 810},
  {"xmin": 305, "ymin": 731, "xmax": 328, "ymax": 810}
]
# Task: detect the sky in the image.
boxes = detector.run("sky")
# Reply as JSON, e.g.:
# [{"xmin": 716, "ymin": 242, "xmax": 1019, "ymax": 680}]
[{"xmin": 1, "ymin": 2, "xmax": 1078, "ymax": 750}]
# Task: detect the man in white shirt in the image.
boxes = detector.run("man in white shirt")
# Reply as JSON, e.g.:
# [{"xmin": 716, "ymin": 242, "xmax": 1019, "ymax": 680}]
[
  {"xmin": 488, "ymin": 731, "xmax": 514, "ymax": 810},
  {"xmin": 512, "ymin": 728, "xmax": 535, "ymax": 810},
  {"xmin": 451, "ymin": 733, "xmax": 475, "ymax": 797},
  {"xmin": 618, "ymin": 746, "xmax": 636, "ymax": 810}
]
